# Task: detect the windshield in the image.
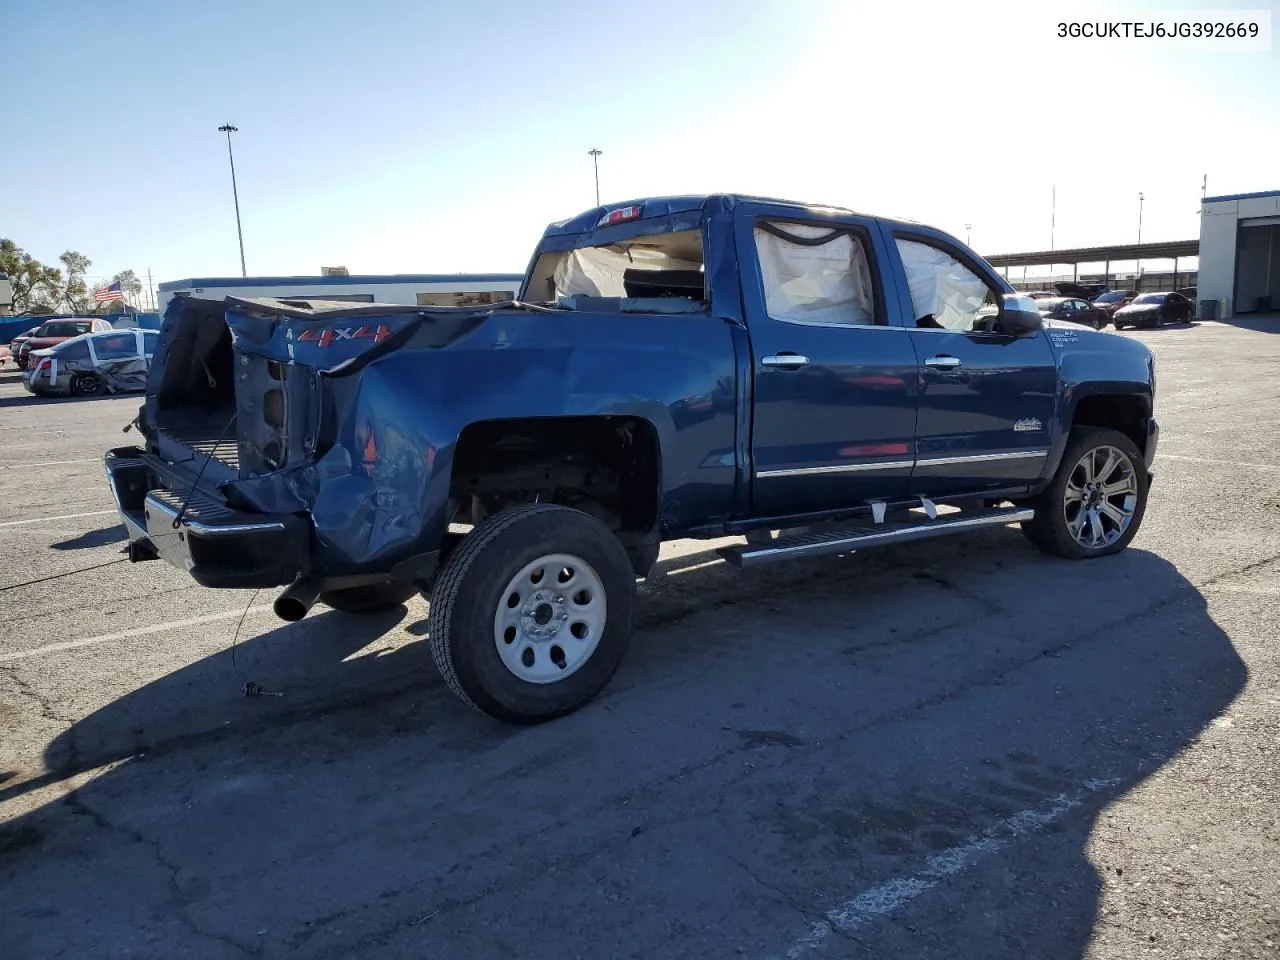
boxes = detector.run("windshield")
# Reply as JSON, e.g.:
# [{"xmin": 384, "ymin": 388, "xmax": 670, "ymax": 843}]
[
  {"xmin": 38, "ymin": 321, "xmax": 91, "ymax": 337},
  {"xmin": 1133, "ymin": 293, "xmax": 1166, "ymax": 305},
  {"xmin": 1096, "ymin": 292, "xmax": 1127, "ymax": 303},
  {"xmin": 1036, "ymin": 299, "xmax": 1061, "ymax": 313}
]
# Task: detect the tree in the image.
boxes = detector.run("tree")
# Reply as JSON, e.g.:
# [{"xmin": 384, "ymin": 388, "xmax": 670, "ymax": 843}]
[
  {"xmin": 111, "ymin": 269, "xmax": 144, "ymax": 304},
  {"xmin": 0, "ymin": 239, "xmax": 63, "ymax": 313},
  {"xmin": 0, "ymin": 239, "xmax": 143, "ymax": 314},
  {"xmin": 59, "ymin": 250, "xmax": 92, "ymax": 312}
]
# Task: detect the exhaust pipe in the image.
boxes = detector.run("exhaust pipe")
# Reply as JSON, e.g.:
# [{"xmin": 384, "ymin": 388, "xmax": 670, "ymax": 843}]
[{"xmin": 274, "ymin": 578, "xmax": 323, "ymax": 622}]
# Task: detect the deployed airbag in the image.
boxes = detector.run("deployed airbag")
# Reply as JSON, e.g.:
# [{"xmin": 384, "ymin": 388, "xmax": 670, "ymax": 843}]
[
  {"xmin": 895, "ymin": 239, "xmax": 990, "ymax": 330},
  {"xmin": 753, "ymin": 222, "xmax": 874, "ymax": 325}
]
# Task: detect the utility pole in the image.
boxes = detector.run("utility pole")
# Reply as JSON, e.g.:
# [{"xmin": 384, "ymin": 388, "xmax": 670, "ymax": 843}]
[
  {"xmin": 1050, "ymin": 184, "xmax": 1056, "ymax": 251},
  {"xmin": 965, "ymin": 223, "xmax": 972, "ymax": 246},
  {"xmin": 146, "ymin": 268, "xmax": 155, "ymax": 312},
  {"xmin": 588, "ymin": 148, "xmax": 602, "ymax": 206},
  {"xmin": 1137, "ymin": 191, "xmax": 1144, "ymax": 245},
  {"xmin": 218, "ymin": 123, "xmax": 247, "ymax": 277}
]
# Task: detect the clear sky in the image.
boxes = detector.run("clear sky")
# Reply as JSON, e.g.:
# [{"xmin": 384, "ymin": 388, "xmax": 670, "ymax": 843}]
[{"xmin": 3, "ymin": 0, "xmax": 1277, "ymax": 289}]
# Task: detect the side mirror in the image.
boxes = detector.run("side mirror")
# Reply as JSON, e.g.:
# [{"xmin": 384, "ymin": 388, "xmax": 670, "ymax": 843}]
[{"xmin": 997, "ymin": 294, "xmax": 1044, "ymax": 335}]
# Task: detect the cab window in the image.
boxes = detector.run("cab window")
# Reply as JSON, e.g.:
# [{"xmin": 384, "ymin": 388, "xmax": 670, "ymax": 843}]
[
  {"xmin": 92, "ymin": 333, "xmax": 140, "ymax": 360},
  {"xmin": 753, "ymin": 220, "xmax": 878, "ymax": 326},
  {"xmin": 894, "ymin": 238, "xmax": 998, "ymax": 332}
]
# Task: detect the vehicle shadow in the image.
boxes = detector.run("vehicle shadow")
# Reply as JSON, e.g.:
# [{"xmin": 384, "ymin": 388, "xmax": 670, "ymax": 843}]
[
  {"xmin": 0, "ymin": 536, "xmax": 1247, "ymax": 960},
  {"xmin": 1114, "ymin": 320, "xmax": 1198, "ymax": 333},
  {"xmin": 0, "ymin": 391, "xmax": 136, "ymax": 410},
  {"xmin": 50, "ymin": 524, "xmax": 127, "ymax": 551},
  {"xmin": 1220, "ymin": 310, "xmax": 1280, "ymax": 333}
]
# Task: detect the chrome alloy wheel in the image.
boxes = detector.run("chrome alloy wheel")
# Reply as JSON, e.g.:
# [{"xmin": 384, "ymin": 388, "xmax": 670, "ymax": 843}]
[
  {"xmin": 1063, "ymin": 445, "xmax": 1138, "ymax": 550},
  {"xmin": 493, "ymin": 553, "xmax": 608, "ymax": 684}
]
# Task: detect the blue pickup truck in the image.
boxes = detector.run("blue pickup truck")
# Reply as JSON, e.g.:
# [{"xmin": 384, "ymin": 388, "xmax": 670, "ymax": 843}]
[{"xmin": 105, "ymin": 194, "xmax": 1158, "ymax": 723}]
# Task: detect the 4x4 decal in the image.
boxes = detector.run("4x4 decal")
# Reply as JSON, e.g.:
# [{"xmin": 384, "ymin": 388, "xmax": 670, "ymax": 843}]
[{"xmin": 291, "ymin": 324, "xmax": 394, "ymax": 348}]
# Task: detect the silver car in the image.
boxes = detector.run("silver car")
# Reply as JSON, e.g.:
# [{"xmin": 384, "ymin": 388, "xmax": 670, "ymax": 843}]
[{"xmin": 23, "ymin": 329, "xmax": 158, "ymax": 397}]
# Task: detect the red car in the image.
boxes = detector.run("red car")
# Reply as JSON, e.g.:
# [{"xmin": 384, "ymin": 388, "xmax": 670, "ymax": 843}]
[
  {"xmin": 15, "ymin": 318, "xmax": 114, "ymax": 370},
  {"xmin": 1092, "ymin": 290, "xmax": 1137, "ymax": 319}
]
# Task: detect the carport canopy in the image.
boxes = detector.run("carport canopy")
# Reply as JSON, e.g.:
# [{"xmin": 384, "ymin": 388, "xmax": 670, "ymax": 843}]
[{"xmin": 984, "ymin": 239, "xmax": 1198, "ymax": 288}]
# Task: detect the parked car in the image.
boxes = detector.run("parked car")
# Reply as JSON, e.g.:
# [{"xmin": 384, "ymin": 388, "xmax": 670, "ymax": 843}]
[
  {"xmin": 6, "ymin": 325, "xmax": 42, "ymax": 367},
  {"xmin": 15, "ymin": 318, "xmax": 113, "ymax": 370},
  {"xmin": 1092, "ymin": 290, "xmax": 1137, "ymax": 319},
  {"xmin": 1054, "ymin": 281, "xmax": 1108, "ymax": 300},
  {"xmin": 23, "ymin": 329, "xmax": 158, "ymax": 397},
  {"xmin": 1035, "ymin": 296, "xmax": 1110, "ymax": 330},
  {"xmin": 1113, "ymin": 291, "xmax": 1196, "ymax": 329},
  {"xmin": 105, "ymin": 193, "xmax": 1158, "ymax": 724}
]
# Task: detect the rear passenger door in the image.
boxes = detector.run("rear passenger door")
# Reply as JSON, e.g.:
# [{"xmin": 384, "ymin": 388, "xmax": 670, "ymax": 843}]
[
  {"xmin": 735, "ymin": 205, "xmax": 919, "ymax": 515},
  {"xmin": 887, "ymin": 232, "xmax": 1059, "ymax": 497}
]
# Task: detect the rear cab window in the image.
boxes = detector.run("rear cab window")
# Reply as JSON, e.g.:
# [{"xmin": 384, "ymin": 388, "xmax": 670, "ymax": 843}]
[{"xmin": 524, "ymin": 206, "xmax": 707, "ymax": 314}]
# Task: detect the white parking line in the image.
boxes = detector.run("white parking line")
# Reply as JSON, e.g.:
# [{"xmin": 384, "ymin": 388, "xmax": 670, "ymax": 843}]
[
  {"xmin": 0, "ymin": 605, "xmax": 278, "ymax": 663},
  {"xmin": 1157, "ymin": 454, "xmax": 1280, "ymax": 470},
  {"xmin": 1, "ymin": 458, "xmax": 101, "ymax": 468},
  {"xmin": 0, "ymin": 509, "xmax": 117, "ymax": 529},
  {"xmin": 775, "ymin": 776, "xmax": 1121, "ymax": 958}
]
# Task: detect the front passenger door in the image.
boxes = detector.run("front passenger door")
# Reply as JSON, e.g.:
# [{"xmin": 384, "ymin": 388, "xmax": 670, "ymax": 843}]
[{"xmin": 890, "ymin": 234, "xmax": 1059, "ymax": 497}]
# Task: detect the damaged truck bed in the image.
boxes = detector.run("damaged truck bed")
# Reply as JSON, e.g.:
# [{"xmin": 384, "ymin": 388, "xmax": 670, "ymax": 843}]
[{"xmin": 106, "ymin": 194, "xmax": 1158, "ymax": 724}]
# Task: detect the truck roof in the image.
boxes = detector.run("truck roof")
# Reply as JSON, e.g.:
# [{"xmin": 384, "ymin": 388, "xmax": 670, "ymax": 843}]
[{"xmin": 542, "ymin": 193, "xmax": 920, "ymax": 238}]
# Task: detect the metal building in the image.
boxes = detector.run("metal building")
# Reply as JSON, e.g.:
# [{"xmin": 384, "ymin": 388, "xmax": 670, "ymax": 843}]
[{"xmin": 1199, "ymin": 189, "xmax": 1280, "ymax": 318}]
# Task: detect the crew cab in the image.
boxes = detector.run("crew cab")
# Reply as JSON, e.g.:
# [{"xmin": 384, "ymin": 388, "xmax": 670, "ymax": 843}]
[{"xmin": 104, "ymin": 194, "xmax": 1158, "ymax": 724}]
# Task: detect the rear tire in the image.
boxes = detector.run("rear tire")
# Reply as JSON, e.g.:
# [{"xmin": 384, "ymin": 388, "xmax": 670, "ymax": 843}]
[
  {"xmin": 319, "ymin": 582, "xmax": 418, "ymax": 614},
  {"xmin": 70, "ymin": 372, "xmax": 107, "ymax": 397},
  {"xmin": 427, "ymin": 503, "xmax": 636, "ymax": 724},
  {"xmin": 1021, "ymin": 426, "xmax": 1148, "ymax": 560}
]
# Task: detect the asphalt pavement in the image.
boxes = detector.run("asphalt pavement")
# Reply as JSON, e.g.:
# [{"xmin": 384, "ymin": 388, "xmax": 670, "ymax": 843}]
[{"xmin": 1, "ymin": 319, "xmax": 1278, "ymax": 959}]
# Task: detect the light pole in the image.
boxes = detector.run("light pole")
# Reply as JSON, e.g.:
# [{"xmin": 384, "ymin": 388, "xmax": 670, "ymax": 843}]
[
  {"xmin": 1137, "ymin": 191, "xmax": 1144, "ymax": 245},
  {"xmin": 964, "ymin": 223, "xmax": 972, "ymax": 246},
  {"xmin": 588, "ymin": 148, "xmax": 602, "ymax": 207},
  {"xmin": 1050, "ymin": 184, "xmax": 1056, "ymax": 251},
  {"xmin": 218, "ymin": 123, "xmax": 247, "ymax": 277}
]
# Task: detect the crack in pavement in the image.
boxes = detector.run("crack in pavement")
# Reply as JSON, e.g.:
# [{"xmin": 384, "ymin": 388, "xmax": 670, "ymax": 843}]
[
  {"xmin": 0, "ymin": 663, "xmax": 77, "ymax": 727},
  {"xmin": 58, "ymin": 787, "xmax": 261, "ymax": 958}
]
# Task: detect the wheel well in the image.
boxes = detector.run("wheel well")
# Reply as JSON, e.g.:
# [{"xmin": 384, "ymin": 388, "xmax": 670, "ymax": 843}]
[
  {"xmin": 1072, "ymin": 394, "xmax": 1149, "ymax": 452},
  {"xmin": 449, "ymin": 416, "xmax": 662, "ymax": 570}
]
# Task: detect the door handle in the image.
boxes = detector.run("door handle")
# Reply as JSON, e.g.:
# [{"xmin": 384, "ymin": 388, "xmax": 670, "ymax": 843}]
[
  {"xmin": 762, "ymin": 354, "xmax": 810, "ymax": 369},
  {"xmin": 924, "ymin": 355, "xmax": 962, "ymax": 370}
]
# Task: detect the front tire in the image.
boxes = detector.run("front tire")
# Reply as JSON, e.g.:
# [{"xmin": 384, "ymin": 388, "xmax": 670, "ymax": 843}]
[
  {"xmin": 320, "ymin": 582, "xmax": 418, "ymax": 614},
  {"xmin": 1021, "ymin": 427, "xmax": 1148, "ymax": 560},
  {"xmin": 427, "ymin": 503, "xmax": 636, "ymax": 724}
]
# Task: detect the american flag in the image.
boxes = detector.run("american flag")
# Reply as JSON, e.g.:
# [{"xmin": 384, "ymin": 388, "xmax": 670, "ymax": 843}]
[{"xmin": 93, "ymin": 281, "xmax": 125, "ymax": 303}]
